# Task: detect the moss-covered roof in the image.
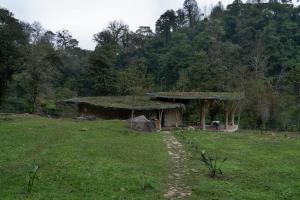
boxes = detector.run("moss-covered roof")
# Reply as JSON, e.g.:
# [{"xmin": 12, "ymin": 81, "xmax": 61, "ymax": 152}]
[
  {"xmin": 65, "ymin": 96, "xmax": 185, "ymax": 110},
  {"xmin": 148, "ymin": 92, "xmax": 243, "ymax": 101}
]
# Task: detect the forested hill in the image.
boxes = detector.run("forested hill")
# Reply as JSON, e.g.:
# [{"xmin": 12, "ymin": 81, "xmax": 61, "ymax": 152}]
[{"xmin": 0, "ymin": 0, "xmax": 299, "ymax": 129}]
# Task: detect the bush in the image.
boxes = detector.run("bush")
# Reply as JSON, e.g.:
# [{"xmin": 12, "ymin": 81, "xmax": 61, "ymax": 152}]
[{"xmin": 200, "ymin": 150, "xmax": 227, "ymax": 178}]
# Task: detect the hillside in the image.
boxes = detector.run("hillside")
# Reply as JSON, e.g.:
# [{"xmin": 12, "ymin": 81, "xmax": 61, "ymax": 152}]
[{"xmin": 1, "ymin": 1, "xmax": 299, "ymax": 131}]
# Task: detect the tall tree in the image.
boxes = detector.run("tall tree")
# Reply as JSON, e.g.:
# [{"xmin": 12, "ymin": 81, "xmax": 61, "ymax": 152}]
[
  {"xmin": 20, "ymin": 39, "xmax": 59, "ymax": 113},
  {"xmin": 210, "ymin": 2, "xmax": 224, "ymax": 19},
  {"xmin": 94, "ymin": 30, "xmax": 114, "ymax": 47},
  {"xmin": 0, "ymin": 8, "xmax": 28, "ymax": 103},
  {"xmin": 155, "ymin": 10, "xmax": 177, "ymax": 44},
  {"xmin": 94, "ymin": 20, "xmax": 130, "ymax": 49},
  {"xmin": 116, "ymin": 60, "xmax": 154, "ymax": 95},
  {"xmin": 136, "ymin": 26, "xmax": 153, "ymax": 37},
  {"xmin": 88, "ymin": 44, "xmax": 118, "ymax": 95},
  {"xmin": 56, "ymin": 29, "xmax": 79, "ymax": 49},
  {"xmin": 183, "ymin": 0, "xmax": 200, "ymax": 27},
  {"xmin": 176, "ymin": 9, "xmax": 187, "ymax": 28}
]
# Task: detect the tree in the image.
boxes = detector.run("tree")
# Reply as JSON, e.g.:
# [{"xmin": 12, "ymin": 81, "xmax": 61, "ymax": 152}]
[
  {"xmin": 136, "ymin": 26, "xmax": 153, "ymax": 37},
  {"xmin": 183, "ymin": 0, "xmax": 200, "ymax": 27},
  {"xmin": 287, "ymin": 64, "xmax": 300, "ymax": 129},
  {"xmin": 94, "ymin": 30, "xmax": 114, "ymax": 47},
  {"xmin": 158, "ymin": 32, "xmax": 193, "ymax": 87},
  {"xmin": 56, "ymin": 29, "xmax": 78, "ymax": 49},
  {"xmin": 41, "ymin": 31, "xmax": 56, "ymax": 45},
  {"xmin": 108, "ymin": 20, "xmax": 129, "ymax": 45},
  {"xmin": 30, "ymin": 22, "xmax": 44, "ymax": 43},
  {"xmin": 124, "ymin": 27, "xmax": 154, "ymax": 50},
  {"xmin": 0, "ymin": 8, "xmax": 28, "ymax": 103},
  {"xmin": 155, "ymin": 10, "xmax": 177, "ymax": 44},
  {"xmin": 176, "ymin": 9, "xmax": 187, "ymax": 28},
  {"xmin": 176, "ymin": 51, "xmax": 226, "ymax": 91},
  {"xmin": 88, "ymin": 44, "xmax": 118, "ymax": 95},
  {"xmin": 20, "ymin": 40, "xmax": 58, "ymax": 113},
  {"xmin": 94, "ymin": 20, "xmax": 130, "ymax": 49},
  {"xmin": 210, "ymin": 2, "xmax": 224, "ymax": 19},
  {"xmin": 116, "ymin": 60, "xmax": 154, "ymax": 95}
]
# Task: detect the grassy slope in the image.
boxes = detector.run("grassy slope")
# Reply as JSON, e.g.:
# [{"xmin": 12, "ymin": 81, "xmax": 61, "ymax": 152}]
[
  {"xmin": 0, "ymin": 116, "xmax": 169, "ymax": 199},
  {"xmin": 1, "ymin": 116, "xmax": 300, "ymax": 200},
  {"xmin": 175, "ymin": 130, "xmax": 300, "ymax": 200}
]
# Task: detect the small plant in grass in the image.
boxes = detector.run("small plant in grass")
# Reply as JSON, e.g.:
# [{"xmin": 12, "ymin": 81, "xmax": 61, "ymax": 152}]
[
  {"xmin": 178, "ymin": 129, "xmax": 186, "ymax": 141},
  {"xmin": 200, "ymin": 150, "xmax": 227, "ymax": 178},
  {"xmin": 192, "ymin": 142, "xmax": 199, "ymax": 152},
  {"xmin": 27, "ymin": 164, "xmax": 39, "ymax": 194},
  {"xmin": 189, "ymin": 140, "xmax": 199, "ymax": 152}
]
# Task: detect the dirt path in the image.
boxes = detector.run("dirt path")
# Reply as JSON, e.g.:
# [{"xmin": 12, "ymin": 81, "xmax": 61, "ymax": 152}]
[{"xmin": 163, "ymin": 131, "xmax": 192, "ymax": 199}]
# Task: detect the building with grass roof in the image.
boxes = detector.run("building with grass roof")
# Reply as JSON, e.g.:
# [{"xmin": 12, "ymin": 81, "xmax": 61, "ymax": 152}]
[
  {"xmin": 65, "ymin": 92, "xmax": 243, "ymax": 131},
  {"xmin": 148, "ymin": 92, "xmax": 244, "ymax": 132},
  {"xmin": 65, "ymin": 96, "xmax": 185, "ymax": 129}
]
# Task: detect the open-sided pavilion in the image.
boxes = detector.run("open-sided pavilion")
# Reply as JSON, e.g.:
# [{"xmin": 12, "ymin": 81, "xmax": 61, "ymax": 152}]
[{"xmin": 148, "ymin": 92, "xmax": 244, "ymax": 132}]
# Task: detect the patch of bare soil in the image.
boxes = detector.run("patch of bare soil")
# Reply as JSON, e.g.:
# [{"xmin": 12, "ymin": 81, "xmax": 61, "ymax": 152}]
[{"xmin": 163, "ymin": 131, "xmax": 191, "ymax": 199}]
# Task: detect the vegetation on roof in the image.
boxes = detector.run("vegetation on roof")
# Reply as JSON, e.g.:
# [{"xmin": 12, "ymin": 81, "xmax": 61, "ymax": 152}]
[
  {"xmin": 65, "ymin": 96, "xmax": 185, "ymax": 110},
  {"xmin": 148, "ymin": 92, "xmax": 244, "ymax": 101}
]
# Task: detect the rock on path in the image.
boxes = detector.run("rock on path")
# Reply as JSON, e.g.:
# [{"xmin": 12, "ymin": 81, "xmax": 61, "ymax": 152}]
[{"xmin": 163, "ymin": 131, "xmax": 191, "ymax": 199}]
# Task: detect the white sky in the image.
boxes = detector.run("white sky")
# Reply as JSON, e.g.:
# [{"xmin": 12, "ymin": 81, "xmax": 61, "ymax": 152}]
[{"xmin": 1, "ymin": 0, "xmax": 299, "ymax": 50}]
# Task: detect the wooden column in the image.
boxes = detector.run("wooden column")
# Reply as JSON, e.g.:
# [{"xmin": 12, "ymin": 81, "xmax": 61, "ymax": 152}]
[
  {"xmin": 224, "ymin": 102, "xmax": 229, "ymax": 130},
  {"xmin": 130, "ymin": 109, "xmax": 135, "ymax": 131},
  {"xmin": 231, "ymin": 101, "xmax": 240, "ymax": 126},
  {"xmin": 180, "ymin": 109, "xmax": 183, "ymax": 128},
  {"xmin": 200, "ymin": 100, "xmax": 207, "ymax": 130},
  {"xmin": 175, "ymin": 109, "xmax": 178, "ymax": 128},
  {"xmin": 158, "ymin": 110, "xmax": 163, "ymax": 130},
  {"xmin": 230, "ymin": 111, "xmax": 235, "ymax": 126}
]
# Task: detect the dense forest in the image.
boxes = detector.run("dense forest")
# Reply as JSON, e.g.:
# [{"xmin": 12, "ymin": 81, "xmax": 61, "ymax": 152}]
[{"xmin": 0, "ymin": 0, "xmax": 299, "ymax": 130}]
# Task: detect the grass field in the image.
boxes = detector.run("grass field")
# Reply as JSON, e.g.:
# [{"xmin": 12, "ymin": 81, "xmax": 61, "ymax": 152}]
[
  {"xmin": 175, "ymin": 130, "xmax": 300, "ymax": 200},
  {"xmin": 1, "ymin": 115, "xmax": 300, "ymax": 199},
  {"xmin": 0, "ymin": 115, "xmax": 169, "ymax": 199}
]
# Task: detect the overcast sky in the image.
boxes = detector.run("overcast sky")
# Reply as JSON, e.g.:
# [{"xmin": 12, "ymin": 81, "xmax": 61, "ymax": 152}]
[{"xmin": 1, "ymin": 0, "xmax": 298, "ymax": 50}]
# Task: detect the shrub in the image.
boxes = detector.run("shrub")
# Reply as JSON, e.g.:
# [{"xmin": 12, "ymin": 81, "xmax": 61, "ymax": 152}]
[{"xmin": 200, "ymin": 150, "xmax": 227, "ymax": 178}]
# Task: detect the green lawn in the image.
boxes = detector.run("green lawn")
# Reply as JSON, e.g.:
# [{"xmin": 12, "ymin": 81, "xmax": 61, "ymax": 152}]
[
  {"xmin": 1, "ymin": 115, "xmax": 300, "ymax": 199},
  {"xmin": 175, "ymin": 130, "xmax": 300, "ymax": 200},
  {"xmin": 0, "ymin": 115, "xmax": 169, "ymax": 199}
]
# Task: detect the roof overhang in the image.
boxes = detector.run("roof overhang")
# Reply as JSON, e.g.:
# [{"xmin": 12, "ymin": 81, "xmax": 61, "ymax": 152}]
[
  {"xmin": 64, "ymin": 96, "xmax": 186, "ymax": 111},
  {"xmin": 147, "ymin": 92, "xmax": 244, "ymax": 101}
]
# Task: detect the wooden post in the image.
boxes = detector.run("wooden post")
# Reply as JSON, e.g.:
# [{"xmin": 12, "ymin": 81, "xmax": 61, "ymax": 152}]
[
  {"xmin": 237, "ymin": 103, "xmax": 242, "ymax": 129},
  {"xmin": 180, "ymin": 109, "xmax": 183, "ymax": 129},
  {"xmin": 158, "ymin": 110, "xmax": 163, "ymax": 130},
  {"xmin": 230, "ymin": 111, "xmax": 235, "ymax": 126},
  {"xmin": 175, "ymin": 109, "xmax": 179, "ymax": 128},
  {"xmin": 224, "ymin": 102, "xmax": 229, "ymax": 130},
  {"xmin": 130, "ymin": 109, "xmax": 135, "ymax": 131},
  {"xmin": 200, "ymin": 101, "xmax": 206, "ymax": 130}
]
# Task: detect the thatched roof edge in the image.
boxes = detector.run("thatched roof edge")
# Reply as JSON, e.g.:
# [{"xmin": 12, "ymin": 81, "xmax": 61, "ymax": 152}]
[
  {"xmin": 147, "ymin": 92, "xmax": 244, "ymax": 101},
  {"xmin": 64, "ymin": 96, "xmax": 185, "ymax": 111}
]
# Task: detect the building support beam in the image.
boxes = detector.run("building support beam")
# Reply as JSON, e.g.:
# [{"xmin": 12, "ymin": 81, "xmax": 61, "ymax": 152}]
[
  {"xmin": 230, "ymin": 101, "xmax": 240, "ymax": 126},
  {"xmin": 175, "ymin": 109, "xmax": 179, "ymax": 128},
  {"xmin": 230, "ymin": 111, "xmax": 235, "ymax": 126},
  {"xmin": 158, "ymin": 109, "xmax": 164, "ymax": 130},
  {"xmin": 130, "ymin": 109, "xmax": 135, "ymax": 131},
  {"xmin": 200, "ymin": 100, "xmax": 207, "ymax": 130},
  {"xmin": 224, "ymin": 102, "xmax": 229, "ymax": 130}
]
